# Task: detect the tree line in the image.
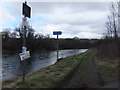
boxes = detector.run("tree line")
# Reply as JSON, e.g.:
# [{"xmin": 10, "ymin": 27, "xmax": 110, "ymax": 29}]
[{"xmin": 2, "ymin": 28, "xmax": 98, "ymax": 52}]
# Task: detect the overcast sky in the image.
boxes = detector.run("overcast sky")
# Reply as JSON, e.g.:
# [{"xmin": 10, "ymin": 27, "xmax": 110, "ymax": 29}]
[{"xmin": 0, "ymin": 2, "xmax": 111, "ymax": 39}]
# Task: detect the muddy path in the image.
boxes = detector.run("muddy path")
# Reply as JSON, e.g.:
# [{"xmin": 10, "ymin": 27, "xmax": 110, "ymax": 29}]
[
  {"xmin": 55, "ymin": 56, "xmax": 83, "ymax": 88},
  {"xmin": 85, "ymin": 54, "xmax": 104, "ymax": 88},
  {"xmin": 55, "ymin": 53, "xmax": 105, "ymax": 88}
]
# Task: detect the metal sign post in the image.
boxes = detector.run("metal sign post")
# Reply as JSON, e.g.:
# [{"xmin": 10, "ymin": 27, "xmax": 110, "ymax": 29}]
[
  {"xmin": 57, "ymin": 35, "xmax": 58, "ymax": 61},
  {"xmin": 19, "ymin": 1, "xmax": 31, "ymax": 83},
  {"xmin": 53, "ymin": 31, "xmax": 62, "ymax": 62},
  {"xmin": 23, "ymin": 26, "xmax": 26, "ymax": 47},
  {"xmin": 23, "ymin": 1, "xmax": 31, "ymax": 18}
]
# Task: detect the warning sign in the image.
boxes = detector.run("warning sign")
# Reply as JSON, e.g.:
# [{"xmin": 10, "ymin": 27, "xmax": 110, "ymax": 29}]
[{"xmin": 19, "ymin": 51, "xmax": 30, "ymax": 61}]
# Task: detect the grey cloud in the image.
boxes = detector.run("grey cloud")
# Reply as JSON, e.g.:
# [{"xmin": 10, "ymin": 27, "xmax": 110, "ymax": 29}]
[
  {"xmin": 1, "ymin": 2, "xmax": 110, "ymax": 38},
  {"xmin": 29, "ymin": 2, "xmax": 109, "ymax": 14}
]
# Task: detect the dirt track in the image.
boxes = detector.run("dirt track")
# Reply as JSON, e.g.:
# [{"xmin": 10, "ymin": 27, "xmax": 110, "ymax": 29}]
[
  {"xmin": 55, "ymin": 53, "xmax": 118, "ymax": 88},
  {"xmin": 101, "ymin": 80, "xmax": 118, "ymax": 88}
]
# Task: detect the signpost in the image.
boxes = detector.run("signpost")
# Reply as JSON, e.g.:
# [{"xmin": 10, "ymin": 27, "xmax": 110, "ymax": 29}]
[
  {"xmin": 53, "ymin": 31, "xmax": 62, "ymax": 35},
  {"xmin": 53, "ymin": 31, "xmax": 62, "ymax": 62},
  {"xmin": 19, "ymin": 1, "xmax": 31, "ymax": 83},
  {"xmin": 22, "ymin": 1, "xmax": 31, "ymax": 18},
  {"xmin": 19, "ymin": 51, "xmax": 30, "ymax": 61}
]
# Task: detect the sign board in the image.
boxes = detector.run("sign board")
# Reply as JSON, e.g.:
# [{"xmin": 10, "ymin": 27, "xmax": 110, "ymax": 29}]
[
  {"xmin": 22, "ymin": 46, "xmax": 27, "ymax": 53},
  {"xmin": 53, "ymin": 31, "xmax": 62, "ymax": 35},
  {"xmin": 22, "ymin": 2, "xmax": 31, "ymax": 18},
  {"xmin": 22, "ymin": 17, "xmax": 29, "ymax": 27},
  {"xmin": 19, "ymin": 51, "xmax": 30, "ymax": 61}
]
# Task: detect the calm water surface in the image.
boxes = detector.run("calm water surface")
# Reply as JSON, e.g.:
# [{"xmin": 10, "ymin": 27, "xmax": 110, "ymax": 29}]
[{"xmin": 2, "ymin": 49, "xmax": 87, "ymax": 81}]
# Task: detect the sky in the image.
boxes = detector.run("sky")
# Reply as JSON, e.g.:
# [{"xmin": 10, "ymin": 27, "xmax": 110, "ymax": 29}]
[{"xmin": 0, "ymin": 1, "xmax": 111, "ymax": 39}]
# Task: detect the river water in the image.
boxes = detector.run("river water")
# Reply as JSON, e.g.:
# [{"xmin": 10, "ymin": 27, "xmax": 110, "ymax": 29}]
[{"xmin": 1, "ymin": 49, "xmax": 87, "ymax": 81}]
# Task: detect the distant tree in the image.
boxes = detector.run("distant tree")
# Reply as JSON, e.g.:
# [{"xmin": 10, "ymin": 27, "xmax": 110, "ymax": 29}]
[
  {"xmin": 15, "ymin": 26, "xmax": 24, "ymax": 39},
  {"xmin": 118, "ymin": 1, "xmax": 120, "ymax": 37},
  {"xmin": 2, "ymin": 29, "xmax": 11, "ymax": 40},
  {"xmin": 45, "ymin": 34, "xmax": 50, "ymax": 39},
  {"xmin": 15, "ymin": 26, "xmax": 35, "ymax": 39},
  {"xmin": 27, "ymin": 26, "xmax": 35, "ymax": 39},
  {"xmin": 34, "ymin": 33, "xmax": 45, "ymax": 39},
  {"xmin": 73, "ymin": 36, "xmax": 79, "ymax": 40},
  {"xmin": 9, "ymin": 31, "xmax": 19, "ymax": 38},
  {"xmin": 106, "ymin": 2, "xmax": 120, "ymax": 39},
  {"xmin": 106, "ymin": 16, "xmax": 113, "ymax": 38},
  {"xmin": 98, "ymin": 1, "xmax": 120, "ymax": 59}
]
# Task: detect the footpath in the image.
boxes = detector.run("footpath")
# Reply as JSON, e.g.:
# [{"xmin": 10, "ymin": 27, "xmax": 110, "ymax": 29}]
[{"xmin": 56, "ymin": 49, "xmax": 118, "ymax": 88}]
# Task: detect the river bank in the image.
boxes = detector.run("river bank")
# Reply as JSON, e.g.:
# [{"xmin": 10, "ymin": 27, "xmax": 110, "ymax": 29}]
[
  {"xmin": 2, "ymin": 49, "xmax": 87, "ymax": 81},
  {"xmin": 2, "ymin": 48, "xmax": 88, "ymax": 54},
  {"xmin": 2, "ymin": 49, "xmax": 118, "ymax": 88}
]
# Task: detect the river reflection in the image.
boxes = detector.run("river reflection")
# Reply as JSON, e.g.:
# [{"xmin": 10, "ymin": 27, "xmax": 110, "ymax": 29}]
[{"xmin": 2, "ymin": 49, "xmax": 87, "ymax": 81}]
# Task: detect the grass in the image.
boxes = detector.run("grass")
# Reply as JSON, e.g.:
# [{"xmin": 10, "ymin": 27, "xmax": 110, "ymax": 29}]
[
  {"xmin": 95, "ymin": 55, "xmax": 118, "ymax": 83},
  {"xmin": 3, "ymin": 80, "xmax": 15, "ymax": 86},
  {"xmin": 97, "ymin": 65, "xmax": 118, "ymax": 82},
  {"xmin": 64, "ymin": 49, "xmax": 97, "ymax": 88},
  {"xmin": 63, "ymin": 49, "xmax": 118, "ymax": 88}
]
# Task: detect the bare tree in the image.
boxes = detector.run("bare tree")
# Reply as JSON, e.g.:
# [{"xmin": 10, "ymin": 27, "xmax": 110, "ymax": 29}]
[
  {"xmin": 112, "ymin": 3, "xmax": 118, "ymax": 39},
  {"xmin": 106, "ymin": 2, "xmax": 120, "ymax": 39},
  {"xmin": 15, "ymin": 26, "xmax": 24, "ymax": 39},
  {"xmin": 118, "ymin": 1, "xmax": 120, "ymax": 37},
  {"xmin": 15, "ymin": 25, "xmax": 35, "ymax": 39},
  {"xmin": 106, "ymin": 16, "xmax": 113, "ymax": 38},
  {"xmin": 10, "ymin": 31, "xmax": 19, "ymax": 38}
]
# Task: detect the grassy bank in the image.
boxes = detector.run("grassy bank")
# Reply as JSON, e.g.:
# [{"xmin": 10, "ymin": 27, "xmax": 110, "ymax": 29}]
[
  {"xmin": 95, "ymin": 55, "xmax": 118, "ymax": 83},
  {"xmin": 62, "ymin": 49, "xmax": 118, "ymax": 88},
  {"xmin": 2, "ymin": 49, "xmax": 118, "ymax": 88}
]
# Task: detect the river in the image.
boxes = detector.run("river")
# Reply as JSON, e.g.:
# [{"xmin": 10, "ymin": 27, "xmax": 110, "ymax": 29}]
[{"xmin": 1, "ymin": 49, "xmax": 87, "ymax": 81}]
